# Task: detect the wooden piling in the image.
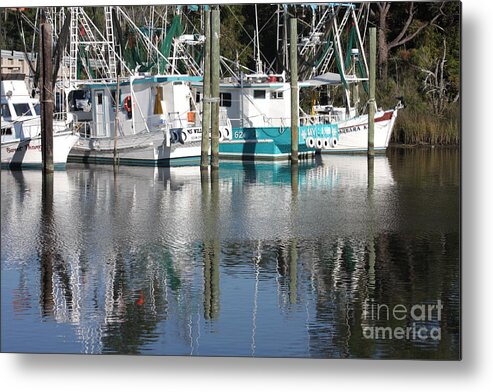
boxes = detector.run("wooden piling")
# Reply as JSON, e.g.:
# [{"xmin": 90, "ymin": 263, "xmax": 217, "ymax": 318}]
[
  {"xmin": 201, "ymin": 8, "xmax": 212, "ymax": 169},
  {"xmin": 368, "ymin": 27, "xmax": 376, "ymax": 157},
  {"xmin": 289, "ymin": 18, "xmax": 299, "ymax": 163},
  {"xmin": 113, "ymin": 75, "xmax": 121, "ymax": 165},
  {"xmin": 40, "ymin": 23, "xmax": 54, "ymax": 173},
  {"xmin": 210, "ymin": 7, "xmax": 220, "ymax": 169}
]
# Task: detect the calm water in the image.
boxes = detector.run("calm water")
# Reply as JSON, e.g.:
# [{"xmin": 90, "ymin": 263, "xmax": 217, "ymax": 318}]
[{"xmin": 1, "ymin": 148, "xmax": 460, "ymax": 359}]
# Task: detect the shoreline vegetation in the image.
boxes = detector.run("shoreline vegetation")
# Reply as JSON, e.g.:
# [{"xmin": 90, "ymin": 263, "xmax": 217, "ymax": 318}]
[
  {"xmin": 0, "ymin": 3, "xmax": 460, "ymax": 146},
  {"xmin": 374, "ymin": 2, "xmax": 460, "ymax": 146}
]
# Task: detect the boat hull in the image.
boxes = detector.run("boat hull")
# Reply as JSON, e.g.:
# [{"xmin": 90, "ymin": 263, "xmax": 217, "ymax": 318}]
[
  {"xmin": 218, "ymin": 109, "xmax": 397, "ymax": 160},
  {"xmin": 219, "ymin": 123, "xmax": 338, "ymax": 160},
  {"xmin": 68, "ymin": 131, "xmax": 204, "ymax": 166},
  {"xmin": 1, "ymin": 131, "xmax": 79, "ymax": 168},
  {"xmin": 321, "ymin": 110, "xmax": 398, "ymax": 154}
]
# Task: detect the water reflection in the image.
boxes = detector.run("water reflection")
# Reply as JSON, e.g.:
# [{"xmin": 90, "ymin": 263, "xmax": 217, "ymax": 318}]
[{"xmin": 1, "ymin": 148, "xmax": 460, "ymax": 358}]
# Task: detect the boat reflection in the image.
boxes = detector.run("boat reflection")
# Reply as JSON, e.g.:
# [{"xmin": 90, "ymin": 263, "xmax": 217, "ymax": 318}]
[{"xmin": 1, "ymin": 151, "xmax": 459, "ymax": 358}]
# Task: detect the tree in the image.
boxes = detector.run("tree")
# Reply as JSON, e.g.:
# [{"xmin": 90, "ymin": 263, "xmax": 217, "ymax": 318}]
[{"xmin": 373, "ymin": 2, "xmax": 443, "ymax": 80}]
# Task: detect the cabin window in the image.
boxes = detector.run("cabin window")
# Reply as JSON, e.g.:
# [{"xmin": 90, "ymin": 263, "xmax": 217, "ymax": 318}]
[
  {"xmin": 2, "ymin": 127, "xmax": 13, "ymax": 135},
  {"xmin": 1, "ymin": 104, "xmax": 11, "ymax": 118},
  {"xmin": 111, "ymin": 90, "xmax": 117, "ymax": 107},
  {"xmin": 33, "ymin": 103, "xmax": 41, "ymax": 115},
  {"xmin": 220, "ymin": 92, "xmax": 232, "ymax": 107},
  {"xmin": 13, "ymin": 103, "xmax": 32, "ymax": 117},
  {"xmin": 271, "ymin": 91, "xmax": 284, "ymax": 100},
  {"xmin": 173, "ymin": 81, "xmax": 183, "ymax": 86},
  {"xmin": 68, "ymin": 90, "xmax": 91, "ymax": 111},
  {"xmin": 253, "ymin": 90, "xmax": 266, "ymax": 99},
  {"xmin": 196, "ymin": 92, "xmax": 201, "ymax": 103}
]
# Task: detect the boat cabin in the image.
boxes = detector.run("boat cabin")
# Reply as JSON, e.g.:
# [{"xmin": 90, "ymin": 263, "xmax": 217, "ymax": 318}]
[
  {"xmin": 196, "ymin": 72, "xmax": 291, "ymax": 130},
  {"xmin": 1, "ymin": 73, "xmax": 41, "ymax": 143},
  {"xmin": 70, "ymin": 74, "xmax": 203, "ymax": 139}
]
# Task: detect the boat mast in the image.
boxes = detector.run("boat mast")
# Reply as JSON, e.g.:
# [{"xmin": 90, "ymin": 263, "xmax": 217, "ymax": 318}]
[{"xmin": 254, "ymin": 5, "xmax": 262, "ymax": 74}]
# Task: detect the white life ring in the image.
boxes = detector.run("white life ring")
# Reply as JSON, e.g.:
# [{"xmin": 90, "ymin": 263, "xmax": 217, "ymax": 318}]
[
  {"xmin": 219, "ymin": 129, "xmax": 224, "ymax": 142},
  {"xmin": 323, "ymin": 138, "xmax": 331, "ymax": 149},
  {"xmin": 316, "ymin": 138, "xmax": 324, "ymax": 150},
  {"xmin": 305, "ymin": 137, "xmax": 315, "ymax": 148},
  {"xmin": 330, "ymin": 137, "xmax": 338, "ymax": 148},
  {"xmin": 222, "ymin": 128, "xmax": 231, "ymax": 140}
]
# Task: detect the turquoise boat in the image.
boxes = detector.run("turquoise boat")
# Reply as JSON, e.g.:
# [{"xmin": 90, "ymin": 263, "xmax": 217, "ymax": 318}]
[{"xmin": 195, "ymin": 73, "xmax": 340, "ymax": 161}]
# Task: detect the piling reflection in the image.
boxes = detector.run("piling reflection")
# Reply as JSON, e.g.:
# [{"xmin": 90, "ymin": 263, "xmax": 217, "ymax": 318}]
[
  {"xmin": 1, "ymin": 148, "xmax": 459, "ymax": 358},
  {"xmin": 39, "ymin": 173, "xmax": 54, "ymax": 317},
  {"xmin": 203, "ymin": 168, "xmax": 221, "ymax": 320}
]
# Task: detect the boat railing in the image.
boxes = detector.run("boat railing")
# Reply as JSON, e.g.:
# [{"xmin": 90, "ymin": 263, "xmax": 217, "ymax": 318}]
[
  {"xmin": 300, "ymin": 114, "xmax": 336, "ymax": 125},
  {"xmin": 167, "ymin": 111, "xmax": 185, "ymax": 128},
  {"xmin": 53, "ymin": 111, "xmax": 73, "ymax": 123},
  {"xmin": 146, "ymin": 114, "xmax": 170, "ymax": 131},
  {"xmin": 73, "ymin": 121, "xmax": 92, "ymax": 139}
]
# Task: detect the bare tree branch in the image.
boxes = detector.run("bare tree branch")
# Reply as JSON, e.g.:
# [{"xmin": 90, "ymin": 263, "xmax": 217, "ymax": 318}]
[
  {"xmin": 384, "ymin": 2, "xmax": 391, "ymax": 15},
  {"xmin": 388, "ymin": 3, "xmax": 443, "ymax": 49},
  {"xmin": 389, "ymin": 2, "xmax": 415, "ymax": 48}
]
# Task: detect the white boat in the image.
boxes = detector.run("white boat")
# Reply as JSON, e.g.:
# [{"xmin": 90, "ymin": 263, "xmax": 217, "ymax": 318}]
[
  {"xmin": 302, "ymin": 91, "xmax": 404, "ymax": 154},
  {"xmin": 1, "ymin": 74, "xmax": 78, "ymax": 168},
  {"xmin": 67, "ymin": 74, "xmax": 232, "ymax": 166}
]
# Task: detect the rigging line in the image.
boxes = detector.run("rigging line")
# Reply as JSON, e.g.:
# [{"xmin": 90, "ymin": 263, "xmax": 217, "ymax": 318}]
[
  {"xmin": 220, "ymin": 56, "xmax": 255, "ymax": 74},
  {"xmin": 116, "ymin": 7, "xmax": 176, "ymax": 72},
  {"xmin": 31, "ymin": 9, "xmax": 39, "ymax": 55},
  {"xmin": 180, "ymin": 10, "xmax": 200, "ymax": 36},
  {"xmin": 225, "ymin": 5, "xmax": 276, "ymax": 69},
  {"xmin": 15, "ymin": 15, "xmax": 36, "ymax": 77}
]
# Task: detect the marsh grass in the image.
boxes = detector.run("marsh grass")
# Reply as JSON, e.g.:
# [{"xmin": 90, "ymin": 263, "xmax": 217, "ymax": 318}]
[
  {"xmin": 376, "ymin": 79, "xmax": 460, "ymax": 145},
  {"xmin": 393, "ymin": 103, "xmax": 460, "ymax": 145}
]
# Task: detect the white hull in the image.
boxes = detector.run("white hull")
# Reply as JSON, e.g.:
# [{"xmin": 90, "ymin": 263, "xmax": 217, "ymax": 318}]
[
  {"xmin": 68, "ymin": 131, "xmax": 204, "ymax": 165},
  {"xmin": 1, "ymin": 131, "xmax": 79, "ymax": 168},
  {"xmin": 323, "ymin": 109, "xmax": 398, "ymax": 153}
]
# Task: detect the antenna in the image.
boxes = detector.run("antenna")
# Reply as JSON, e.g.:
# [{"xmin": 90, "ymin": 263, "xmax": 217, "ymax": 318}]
[{"xmin": 254, "ymin": 4, "xmax": 262, "ymax": 74}]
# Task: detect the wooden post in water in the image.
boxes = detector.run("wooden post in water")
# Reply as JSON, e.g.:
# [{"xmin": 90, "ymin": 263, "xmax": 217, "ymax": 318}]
[
  {"xmin": 201, "ymin": 8, "xmax": 212, "ymax": 169},
  {"xmin": 210, "ymin": 7, "xmax": 220, "ymax": 169},
  {"xmin": 40, "ymin": 23, "xmax": 54, "ymax": 173},
  {"xmin": 289, "ymin": 18, "xmax": 299, "ymax": 163},
  {"xmin": 368, "ymin": 27, "xmax": 376, "ymax": 157},
  {"xmin": 113, "ymin": 75, "xmax": 121, "ymax": 165}
]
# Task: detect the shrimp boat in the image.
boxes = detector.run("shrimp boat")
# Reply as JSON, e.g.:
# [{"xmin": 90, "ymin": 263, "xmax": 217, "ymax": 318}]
[
  {"xmin": 68, "ymin": 74, "xmax": 231, "ymax": 166},
  {"xmin": 195, "ymin": 3, "xmax": 403, "ymax": 160},
  {"xmin": 300, "ymin": 72, "xmax": 404, "ymax": 154},
  {"xmin": 1, "ymin": 74, "xmax": 78, "ymax": 168},
  {"xmin": 196, "ymin": 72, "xmax": 338, "ymax": 160},
  {"xmin": 297, "ymin": 3, "xmax": 404, "ymax": 154}
]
